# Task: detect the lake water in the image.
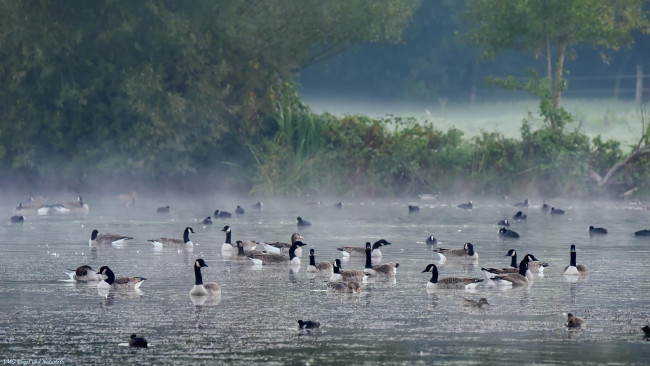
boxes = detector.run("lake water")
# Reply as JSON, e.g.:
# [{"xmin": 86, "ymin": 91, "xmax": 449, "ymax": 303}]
[{"xmin": 0, "ymin": 194, "xmax": 649, "ymax": 365}]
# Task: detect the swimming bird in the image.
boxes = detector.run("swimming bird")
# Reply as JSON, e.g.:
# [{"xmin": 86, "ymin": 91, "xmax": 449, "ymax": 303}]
[
  {"xmin": 306, "ymin": 249, "xmax": 333, "ymax": 274},
  {"xmin": 10, "ymin": 215, "xmax": 24, "ymax": 223},
  {"xmin": 14, "ymin": 202, "xmax": 50, "ymax": 215},
  {"xmin": 235, "ymin": 205, "xmax": 245, "ymax": 215},
  {"xmin": 488, "ymin": 258, "xmax": 533, "ymax": 287},
  {"xmin": 434, "ymin": 242, "xmax": 478, "ymax": 261},
  {"xmin": 298, "ymin": 320, "xmax": 320, "ymax": 330},
  {"xmin": 551, "ymin": 207, "xmax": 565, "ymax": 215},
  {"xmin": 51, "ymin": 196, "xmax": 89, "ymax": 214},
  {"xmin": 541, "ymin": 201, "xmax": 550, "ymax": 212},
  {"xmin": 234, "ymin": 241, "xmax": 264, "ymax": 258},
  {"xmin": 220, "ymin": 226, "xmax": 257, "ymax": 251},
  {"xmin": 214, "ymin": 209, "xmax": 232, "ymax": 218},
  {"xmin": 337, "ymin": 239, "xmax": 391, "ymax": 258},
  {"xmin": 327, "ymin": 281, "xmax": 361, "ymax": 293},
  {"xmin": 149, "ymin": 227, "xmax": 194, "ymax": 247},
  {"xmin": 497, "ymin": 218, "xmax": 510, "ymax": 226},
  {"xmin": 642, "ymin": 325, "xmax": 650, "ymax": 336},
  {"xmin": 261, "ymin": 233, "xmax": 304, "ymax": 256},
  {"xmin": 89, "ymin": 229, "xmax": 133, "ymax": 246},
  {"xmin": 363, "ymin": 242, "xmax": 399, "ymax": 277},
  {"xmin": 457, "ymin": 201, "xmax": 473, "ymax": 210},
  {"xmin": 156, "ymin": 205, "xmax": 170, "ymax": 213},
  {"xmin": 252, "ymin": 201, "xmax": 263, "ymax": 210},
  {"xmin": 247, "ymin": 241, "xmax": 306, "ymax": 265},
  {"xmin": 422, "ymin": 263, "xmax": 483, "ymax": 290},
  {"xmin": 463, "ymin": 298, "xmax": 490, "ymax": 308},
  {"xmin": 408, "ymin": 204, "xmax": 419, "ymax": 213},
  {"xmin": 334, "ymin": 202, "xmax": 344, "ymax": 209},
  {"xmin": 514, "ymin": 199, "xmax": 529, "ymax": 207},
  {"xmin": 563, "ymin": 244, "xmax": 589, "ymax": 276},
  {"xmin": 498, "ymin": 227, "xmax": 520, "ymax": 239},
  {"xmin": 523, "ymin": 254, "xmax": 549, "ymax": 274},
  {"xmin": 202, "ymin": 216, "xmax": 213, "ymax": 225},
  {"xmin": 425, "ymin": 235, "xmax": 437, "ymax": 245},
  {"xmin": 512, "ymin": 211, "xmax": 527, "ymax": 220},
  {"xmin": 588, "ymin": 226, "xmax": 607, "ymax": 235},
  {"xmin": 129, "ymin": 334, "xmax": 148, "ymax": 348},
  {"xmin": 481, "ymin": 249, "xmax": 518, "ymax": 278},
  {"xmin": 634, "ymin": 229, "xmax": 650, "ymax": 237},
  {"xmin": 97, "ymin": 266, "xmax": 146, "ymax": 290},
  {"xmin": 189, "ymin": 259, "xmax": 221, "ymax": 296},
  {"xmin": 330, "ymin": 259, "xmax": 367, "ymax": 283},
  {"xmin": 297, "ymin": 216, "xmax": 312, "ymax": 227},
  {"xmin": 67, "ymin": 265, "xmax": 102, "ymax": 282},
  {"xmin": 566, "ymin": 313, "xmax": 586, "ymax": 329}
]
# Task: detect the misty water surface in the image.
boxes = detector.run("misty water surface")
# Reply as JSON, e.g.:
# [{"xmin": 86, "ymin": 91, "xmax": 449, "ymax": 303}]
[{"xmin": 0, "ymin": 193, "xmax": 649, "ymax": 365}]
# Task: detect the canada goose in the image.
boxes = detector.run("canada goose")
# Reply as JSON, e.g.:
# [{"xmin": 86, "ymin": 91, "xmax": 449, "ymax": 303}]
[
  {"xmin": 327, "ymin": 281, "xmax": 361, "ymax": 293},
  {"xmin": 214, "ymin": 209, "xmax": 232, "ymax": 218},
  {"xmin": 512, "ymin": 211, "xmax": 527, "ymax": 220},
  {"xmin": 408, "ymin": 204, "xmax": 419, "ymax": 213},
  {"xmin": 10, "ymin": 215, "xmax": 24, "ymax": 223},
  {"xmin": 52, "ymin": 196, "xmax": 89, "ymax": 214},
  {"xmin": 563, "ymin": 244, "xmax": 589, "ymax": 275},
  {"xmin": 457, "ymin": 201, "xmax": 473, "ymax": 210},
  {"xmin": 297, "ymin": 216, "xmax": 312, "ymax": 227},
  {"xmin": 434, "ymin": 242, "xmax": 478, "ymax": 261},
  {"xmin": 541, "ymin": 201, "xmax": 550, "ymax": 212},
  {"xmin": 363, "ymin": 242, "xmax": 399, "ymax": 277},
  {"xmin": 261, "ymin": 233, "xmax": 304, "ymax": 256},
  {"xmin": 15, "ymin": 202, "xmax": 50, "ymax": 215},
  {"xmin": 157, "ymin": 205, "xmax": 170, "ymax": 213},
  {"xmin": 252, "ymin": 201, "xmax": 263, "ymax": 210},
  {"xmin": 497, "ymin": 218, "xmax": 510, "ymax": 226},
  {"xmin": 337, "ymin": 239, "xmax": 391, "ymax": 258},
  {"xmin": 498, "ymin": 227, "xmax": 520, "ymax": 239},
  {"xmin": 566, "ymin": 313, "xmax": 586, "ymax": 329},
  {"xmin": 202, "ymin": 216, "xmax": 213, "ymax": 225},
  {"xmin": 248, "ymin": 241, "xmax": 306, "ymax": 265},
  {"xmin": 89, "ymin": 229, "xmax": 133, "ymax": 246},
  {"xmin": 514, "ymin": 199, "xmax": 529, "ymax": 207},
  {"xmin": 481, "ymin": 249, "xmax": 518, "ymax": 278},
  {"xmin": 97, "ymin": 266, "xmax": 146, "ymax": 290},
  {"xmin": 330, "ymin": 259, "xmax": 367, "ymax": 283},
  {"xmin": 220, "ymin": 225, "xmax": 257, "ymax": 251},
  {"xmin": 234, "ymin": 240, "xmax": 264, "ymax": 258},
  {"xmin": 189, "ymin": 259, "xmax": 221, "ymax": 296},
  {"xmin": 489, "ymin": 258, "xmax": 533, "ymax": 287},
  {"xmin": 421, "ymin": 263, "xmax": 483, "ymax": 290},
  {"xmin": 588, "ymin": 226, "xmax": 607, "ymax": 235},
  {"xmin": 425, "ymin": 235, "xmax": 437, "ymax": 245},
  {"xmin": 297, "ymin": 320, "xmax": 320, "ymax": 330},
  {"xmin": 523, "ymin": 254, "xmax": 549, "ymax": 274},
  {"xmin": 551, "ymin": 207, "xmax": 565, "ymax": 215},
  {"xmin": 129, "ymin": 334, "xmax": 148, "ymax": 348},
  {"xmin": 66, "ymin": 265, "xmax": 102, "ymax": 282},
  {"xmin": 306, "ymin": 249, "xmax": 333, "ymax": 273},
  {"xmin": 149, "ymin": 227, "xmax": 194, "ymax": 247},
  {"xmin": 463, "ymin": 297, "xmax": 489, "ymax": 308},
  {"xmin": 635, "ymin": 229, "xmax": 650, "ymax": 236}
]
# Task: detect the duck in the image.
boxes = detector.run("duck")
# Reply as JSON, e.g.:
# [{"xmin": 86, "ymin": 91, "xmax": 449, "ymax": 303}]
[
  {"xmin": 261, "ymin": 233, "xmax": 304, "ymax": 256},
  {"xmin": 425, "ymin": 235, "xmax": 437, "ymax": 245},
  {"xmin": 296, "ymin": 216, "xmax": 312, "ymax": 227},
  {"xmin": 563, "ymin": 244, "xmax": 589, "ymax": 275},
  {"xmin": 337, "ymin": 239, "xmax": 391, "ymax": 258},
  {"xmin": 51, "ymin": 196, "xmax": 89, "ymax": 214},
  {"xmin": 408, "ymin": 204, "xmax": 419, "ymax": 213},
  {"xmin": 551, "ymin": 207, "xmax": 565, "ymax": 215},
  {"xmin": 252, "ymin": 201, "xmax": 264, "ymax": 210},
  {"xmin": 481, "ymin": 249, "xmax": 518, "ymax": 278},
  {"xmin": 523, "ymin": 254, "xmax": 549, "ymax": 274},
  {"xmin": 434, "ymin": 242, "xmax": 478, "ymax": 261},
  {"xmin": 306, "ymin": 249, "xmax": 333, "ymax": 274},
  {"xmin": 129, "ymin": 334, "xmax": 148, "ymax": 348},
  {"xmin": 634, "ymin": 229, "xmax": 650, "ymax": 237},
  {"xmin": 463, "ymin": 297, "xmax": 490, "ymax": 308},
  {"xmin": 66, "ymin": 265, "xmax": 102, "ymax": 282},
  {"xmin": 514, "ymin": 199, "xmax": 529, "ymax": 207},
  {"xmin": 588, "ymin": 226, "xmax": 607, "ymax": 235},
  {"xmin": 330, "ymin": 259, "xmax": 367, "ymax": 283},
  {"xmin": 10, "ymin": 215, "xmax": 24, "ymax": 223},
  {"xmin": 89, "ymin": 229, "xmax": 133, "ymax": 246},
  {"xmin": 498, "ymin": 227, "xmax": 520, "ymax": 239},
  {"xmin": 541, "ymin": 201, "xmax": 550, "ymax": 212},
  {"xmin": 488, "ymin": 257, "xmax": 533, "ymax": 287},
  {"xmin": 214, "ymin": 209, "xmax": 232, "ymax": 218},
  {"xmin": 97, "ymin": 266, "xmax": 146, "ymax": 290},
  {"xmin": 189, "ymin": 259, "xmax": 221, "ymax": 296},
  {"xmin": 220, "ymin": 226, "xmax": 257, "ymax": 251},
  {"xmin": 497, "ymin": 218, "xmax": 510, "ymax": 226},
  {"xmin": 457, "ymin": 201, "xmax": 473, "ymax": 210},
  {"xmin": 512, "ymin": 211, "xmax": 527, "ymax": 220},
  {"xmin": 297, "ymin": 320, "xmax": 320, "ymax": 330},
  {"xmin": 247, "ymin": 241, "xmax": 306, "ymax": 265},
  {"xmin": 156, "ymin": 205, "xmax": 170, "ymax": 213},
  {"xmin": 149, "ymin": 227, "xmax": 194, "ymax": 247},
  {"xmin": 327, "ymin": 281, "xmax": 362, "ymax": 293},
  {"xmin": 202, "ymin": 216, "xmax": 213, "ymax": 225},
  {"xmin": 235, "ymin": 205, "xmax": 245, "ymax": 215},
  {"xmin": 421, "ymin": 263, "xmax": 483, "ymax": 290},
  {"xmin": 363, "ymin": 242, "xmax": 399, "ymax": 277},
  {"xmin": 566, "ymin": 313, "xmax": 586, "ymax": 329}
]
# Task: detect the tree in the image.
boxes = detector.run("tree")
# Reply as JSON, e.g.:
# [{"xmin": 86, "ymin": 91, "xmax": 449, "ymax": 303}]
[{"xmin": 464, "ymin": 0, "xmax": 649, "ymax": 113}]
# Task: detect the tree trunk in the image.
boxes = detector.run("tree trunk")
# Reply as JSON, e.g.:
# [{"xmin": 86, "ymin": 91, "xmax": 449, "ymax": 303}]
[
  {"xmin": 546, "ymin": 37, "xmax": 552, "ymax": 90},
  {"xmin": 635, "ymin": 63, "xmax": 643, "ymax": 104},
  {"xmin": 552, "ymin": 40, "xmax": 567, "ymax": 109}
]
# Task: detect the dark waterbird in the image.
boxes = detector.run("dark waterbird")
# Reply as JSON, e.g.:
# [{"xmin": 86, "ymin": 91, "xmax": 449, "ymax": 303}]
[
  {"xmin": 202, "ymin": 216, "xmax": 212, "ymax": 225},
  {"xmin": 297, "ymin": 216, "xmax": 312, "ymax": 227},
  {"xmin": 426, "ymin": 235, "xmax": 437, "ymax": 245},
  {"xmin": 214, "ymin": 209, "xmax": 232, "ymax": 218},
  {"xmin": 10, "ymin": 215, "xmax": 24, "ymax": 223},
  {"xmin": 457, "ymin": 201, "xmax": 473, "ymax": 210},
  {"xmin": 635, "ymin": 229, "xmax": 650, "ymax": 237},
  {"xmin": 566, "ymin": 313, "xmax": 586, "ymax": 329},
  {"xmin": 551, "ymin": 207, "xmax": 565, "ymax": 215},
  {"xmin": 251, "ymin": 201, "xmax": 263, "ymax": 210},
  {"xmin": 235, "ymin": 205, "xmax": 245, "ymax": 214},
  {"xmin": 588, "ymin": 225, "xmax": 607, "ymax": 235},
  {"xmin": 541, "ymin": 201, "xmax": 550, "ymax": 212},
  {"xmin": 497, "ymin": 218, "xmax": 510, "ymax": 226},
  {"xmin": 514, "ymin": 199, "xmax": 529, "ymax": 207},
  {"xmin": 297, "ymin": 320, "xmax": 320, "ymax": 330},
  {"xmin": 129, "ymin": 334, "xmax": 148, "ymax": 348},
  {"xmin": 498, "ymin": 227, "xmax": 520, "ymax": 239},
  {"xmin": 512, "ymin": 211, "xmax": 527, "ymax": 221},
  {"xmin": 334, "ymin": 202, "xmax": 344, "ymax": 209},
  {"xmin": 156, "ymin": 205, "xmax": 170, "ymax": 213},
  {"xmin": 643, "ymin": 325, "xmax": 650, "ymax": 336},
  {"xmin": 408, "ymin": 204, "xmax": 419, "ymax": 213}
]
